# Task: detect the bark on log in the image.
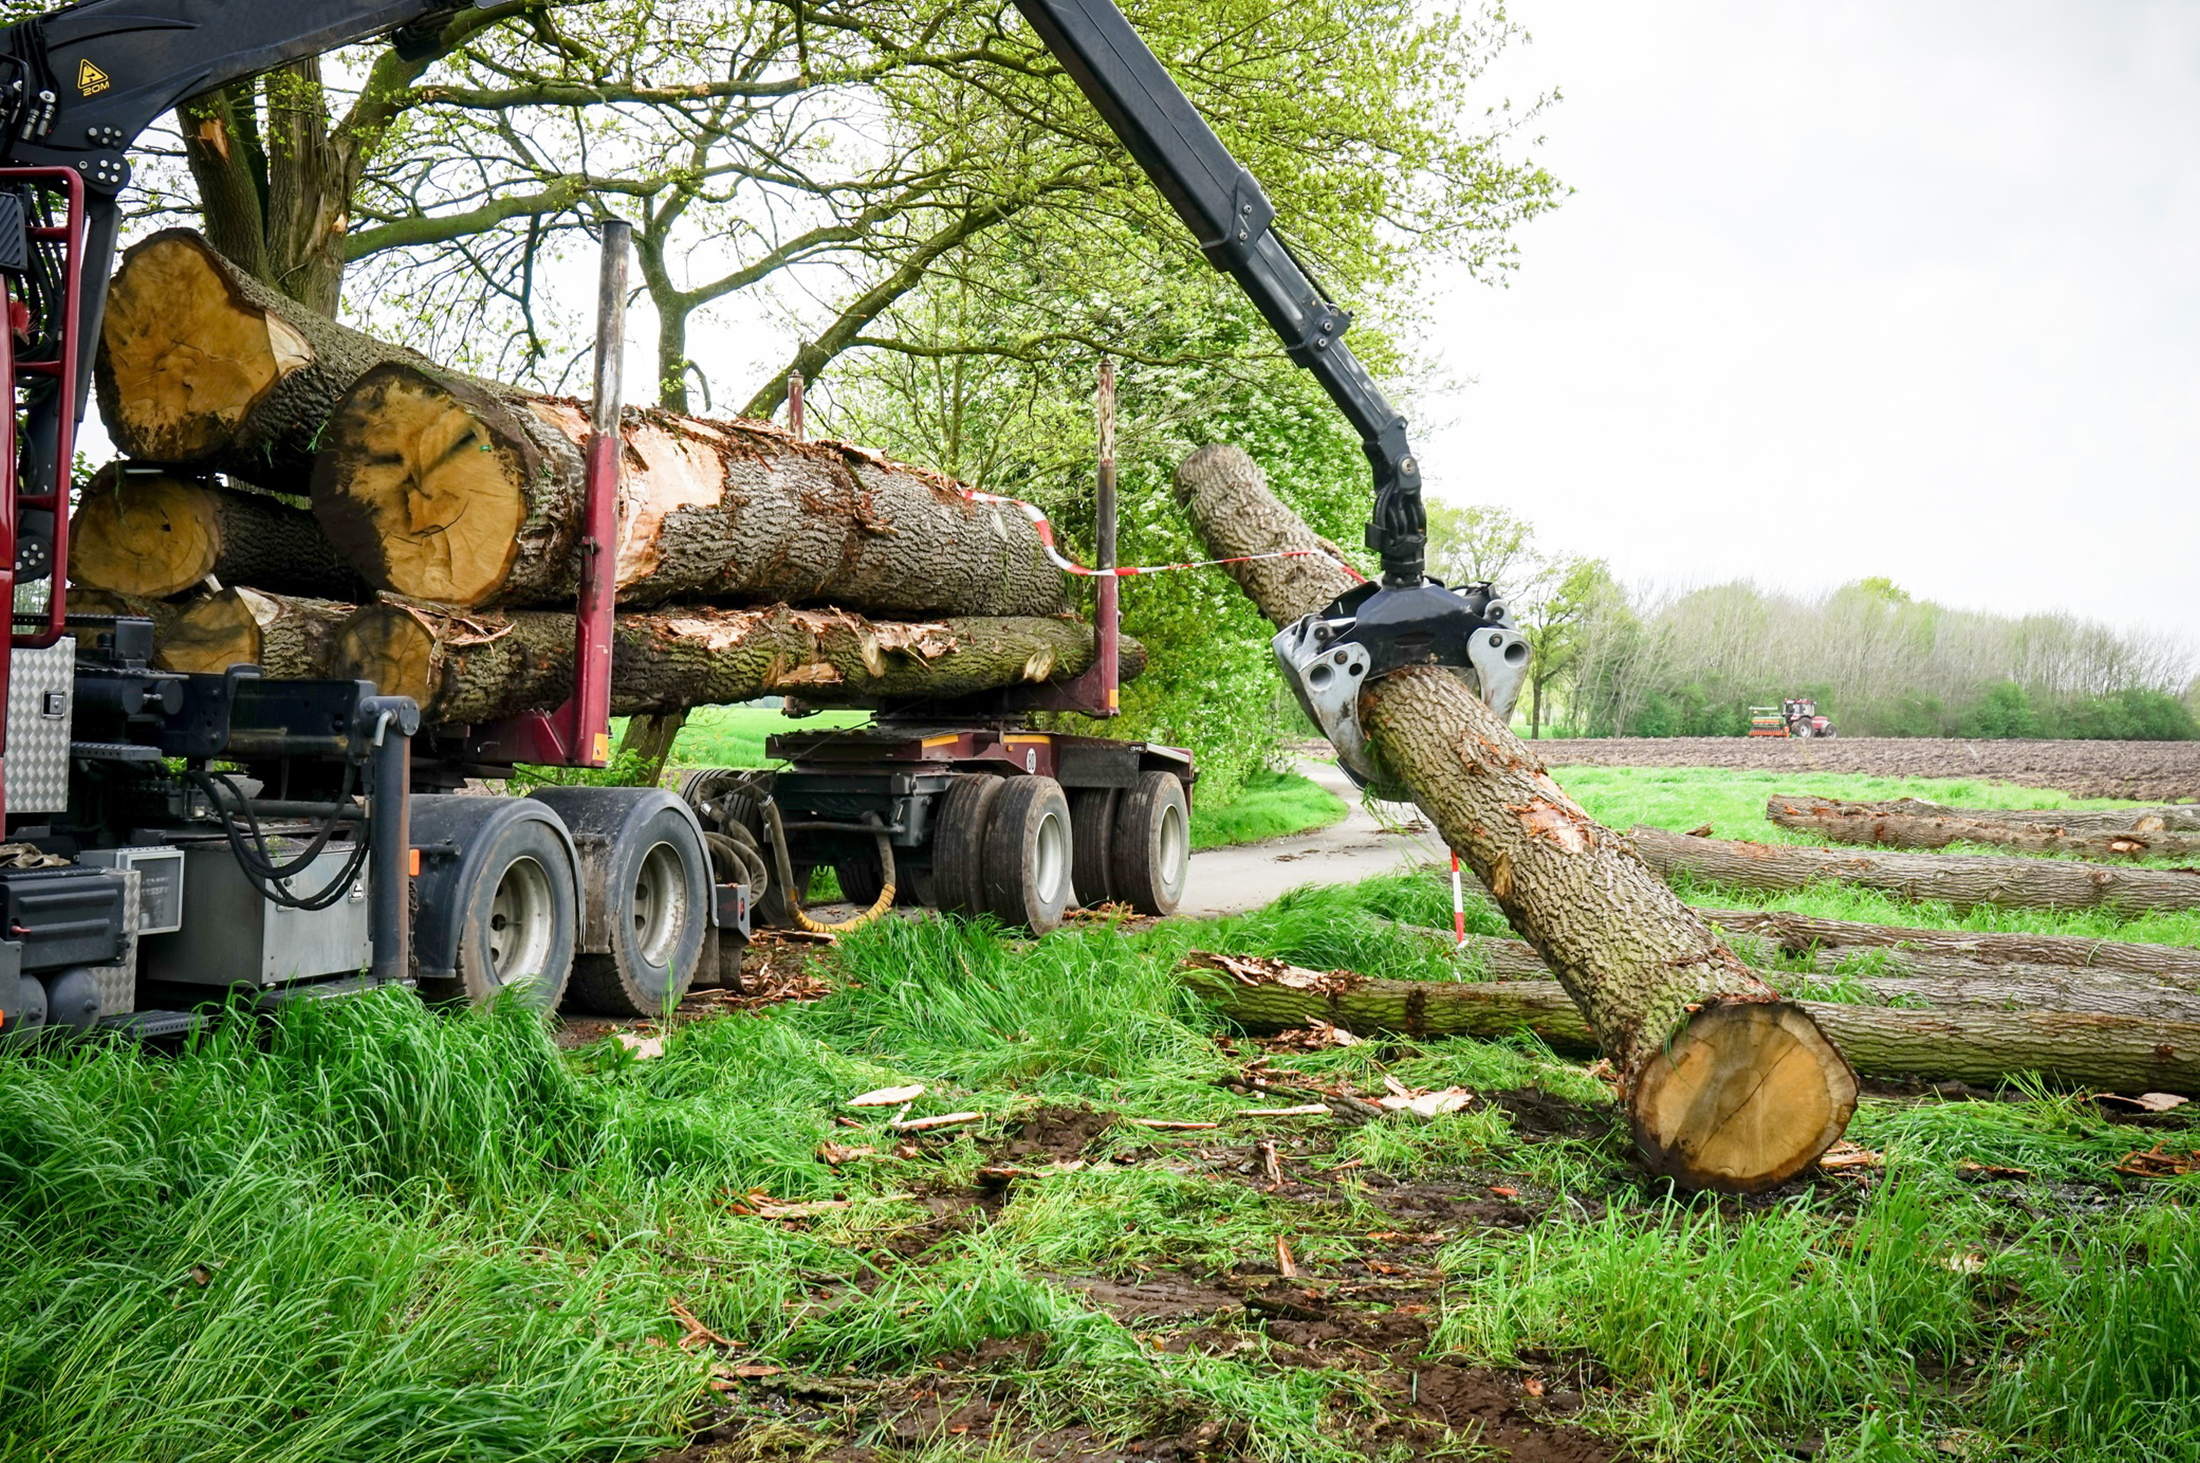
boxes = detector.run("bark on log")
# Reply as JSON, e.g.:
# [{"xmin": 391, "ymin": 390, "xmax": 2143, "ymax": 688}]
[
  {"xmin": 1181, "ymin": 960, "xmax": 2200, "ymax": 1096},
  {"xmin": 1699, "ymin": 906, "xmax": 2200, "ymax": 979},
  {"xmin": 94, "ymin": 230, "xmax": 430, "ymax": 481},
  {"xmin": 309, "ymin": 362, "xmax": 1068, "ymax": 615},
  {"xmin": 66, "ymin": 587, "xmax": 187, "ymax": 640},
  {"xmin": 1787, "ymin": 797, "xmax": 2200, "ymax": 837},
  {"xmin": 1421, "ymin": 930, "xmax": 2200, "ymax": 1021},
  {"xmin": 331, "ymin": 599, "xmax": 1139, "ymax": 727},
  {"xmin": 157, "ymin": 588, "xmax": 352, "ymax": 678},
  {"xmin": 1765, "ymin": 794, "xmax": 2200, "ymax": 862},
  {"xmin": 68, "ymin": 465, "xmax": 366, "ymax": 601},
  {"xmin": 1634, "ymin": 825, "xmax": 2200, "ymax": 916},
  {"xmin": 1172, "ymin": 444, "xmax": 1856, "ymax": 1192}
]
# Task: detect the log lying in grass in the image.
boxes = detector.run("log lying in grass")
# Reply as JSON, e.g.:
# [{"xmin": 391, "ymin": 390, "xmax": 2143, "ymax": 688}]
[
  {"xmin": 1633, "ymin": 825, "xmax": 2200, "ymax": 916},
  {"xmin": 1700, "ymin": 906, "xmax": 2200, "ymax": 980},
  {"xmin": 68, "ymin": 465, "xmax": 365, "ymax": 601},
  {"xmin": 94, "ymin": 230, "xmax": 429, "ymax": 481},
  {"xmin": 310, "ymin": 362, "xmax": 1068, "ymax": 615},
  {"xmin": 1174, "ymin": 445, "xmax": 1857, "ymax": 1193},
  {"xmin": 1425, "ymin": 930, "xmax": 2200, "ymax": 1022},
  {"xmin": 1766, "ymin": 794, "xmax": 2200, "ymax": 862},
  {"xmin": 1792, "ymin": 797, "xmax": 2200, "ymax": 837},
  {"xmin": 157, "ymin": 588, "xmax": 352, "ymax": 678},
  {"xmin": 1183, "ymin": 958, "xmax": 2200, "ymax": 1096},
  {"xmin": 331, "ymin": 599, "xmax": 1138, "ymax": 726}
]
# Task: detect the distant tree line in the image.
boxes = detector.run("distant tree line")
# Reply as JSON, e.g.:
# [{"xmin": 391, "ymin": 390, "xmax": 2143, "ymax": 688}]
[{"xmin": 1422, "ymin": 513, "xmax": 2198, "ymax": 741}]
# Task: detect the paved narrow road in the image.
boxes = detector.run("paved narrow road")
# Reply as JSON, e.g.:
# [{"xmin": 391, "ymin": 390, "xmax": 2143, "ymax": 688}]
[{"xmin": 1180, "ymin": 758, "xmax": 1449, "ymax": 919}]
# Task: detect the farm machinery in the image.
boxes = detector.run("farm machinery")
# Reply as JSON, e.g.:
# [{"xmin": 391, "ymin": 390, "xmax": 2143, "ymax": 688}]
[
  {"xmin": 0, "ymin": 0, "xmax": 1522, "ymax": 1040},
  {"xmin": 1748, "ymin": 699, "xmax": 1839, "ymax": 739}
]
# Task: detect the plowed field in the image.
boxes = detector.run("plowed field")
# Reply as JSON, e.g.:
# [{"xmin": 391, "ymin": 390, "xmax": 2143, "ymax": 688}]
[{"xmin": 1540, "ymin": 737, "xmax": 2200, "ymax": 802}]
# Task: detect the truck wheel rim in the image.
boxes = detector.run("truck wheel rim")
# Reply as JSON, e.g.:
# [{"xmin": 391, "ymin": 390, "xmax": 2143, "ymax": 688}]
[
  {"xmin": 488, "ymin": 856, "xmax": 557, "ymax": 988},
  {"xmin": 1158, "ymin": 801, "xmax": 1188, "ymax": 894},
  {"xmin": 631, "ymin": 841, "xmax": 689, "ymax": 967},
  {"xmin": 1034, "ymin": 808, "xmax": 1069, "ymax": 906}
]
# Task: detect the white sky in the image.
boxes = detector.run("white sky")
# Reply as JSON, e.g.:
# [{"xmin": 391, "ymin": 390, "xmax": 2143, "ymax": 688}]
[{"xmin": 1414, "ymin": 0, "xmax": 2200, "ymax": 640}]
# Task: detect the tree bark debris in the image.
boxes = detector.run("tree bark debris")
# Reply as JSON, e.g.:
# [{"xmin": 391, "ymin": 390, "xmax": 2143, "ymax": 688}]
[
  {"xmin": 1634, "ymin": 825, "xmax": 2200, "ymax": 916},
  {"xmin": 1766, "ymin": 794, "xmax": 2200, "ymax": 862},
  {"xmin": 1173, "ymin": 444, "xmax": 1857, "ymax": 1193}
]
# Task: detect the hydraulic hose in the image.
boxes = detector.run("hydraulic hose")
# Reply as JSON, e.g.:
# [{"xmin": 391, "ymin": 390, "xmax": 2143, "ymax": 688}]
[{"xmin": 759, "ymin": 799, "xmax": 895, "ymax": 935}]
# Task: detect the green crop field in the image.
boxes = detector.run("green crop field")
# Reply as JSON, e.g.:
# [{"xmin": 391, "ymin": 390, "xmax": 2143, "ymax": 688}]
[{"xmin": 4, "ymin": 765, "xmax": 2192, "ymax": 1462}]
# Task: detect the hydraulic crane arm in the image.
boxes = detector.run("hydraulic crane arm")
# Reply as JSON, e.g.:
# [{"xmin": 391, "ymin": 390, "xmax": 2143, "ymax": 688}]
[
  {"xmin": 1009, "ymin": 0, "xmax": 1531, "ymax": 792},
  {"xmin": 1009, "ymin": 0, "xmax": 1427, "ymax": 588}
]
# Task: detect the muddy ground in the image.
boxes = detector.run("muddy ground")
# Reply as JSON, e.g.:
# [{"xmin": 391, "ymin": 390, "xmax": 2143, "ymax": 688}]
[{"xmin": 1536, "ymin": 736, "xmax": 2200, "ymax": 802}]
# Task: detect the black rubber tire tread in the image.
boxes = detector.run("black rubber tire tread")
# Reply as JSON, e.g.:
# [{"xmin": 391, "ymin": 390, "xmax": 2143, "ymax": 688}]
[
  {"xmin": 416, "ymin": 814, "xmax": 576, "ymax": 1013},
  {"xmin": 1110, "ymin": 771, "xmax": 1191, "ymax": 918},
  {"xmin": 1068, "ymin": 787, "xmax": 1118, "ymax": 909},
  {"xmin": 931, "ymin": 775, "xmax": 1004, "ymax": 918},
  {"xmin": 756, "ymin": 863, "xmax": 813, "ymax": 928},
  {"xmin": 836, "ymin": 851, "xmax": 887, "ymax": 908},
  {"xmin": 982, "ymin": 776, "xmax": 1073, "ymax": 934},
  {"xmin": 565, "ymin": 805, "xmax": 708, "ymax": 1017}
]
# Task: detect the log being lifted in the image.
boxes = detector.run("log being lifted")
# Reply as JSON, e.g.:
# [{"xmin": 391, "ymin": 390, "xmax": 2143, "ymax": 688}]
[
  {"xmin": 94, "ymin": 230, "xmax": 430, "ymax": 482},
  {"xmin": 1634, "ymin": 825, "xmax": 2200, "ymax": 916},
  {"xmin": 1181, "ymin": 959, "xmax": 2200, "ymax": 1097},
  {"xmin": 331, "ymin": 599, "xmax": 1141, "ymax": 726},
  {"xmin": 68, "ymin": 465, "xmax": 366, "ymax": 601},
  {"xmin": 1701, "ymin": 906, "xmax": 2200, "ymax": 980},
  {"xmin": 1765, "ymin": 794, "xmax": 2200, "ymax": 862},
  {"xmin": 157, "ymin": 588, "xmax": 352, "ymax": 679},
  {"xmin": 1172, "ymin": 445, "xmax": 1857, "ymax": 1192},
  {"xmin": 310, "ymin": 363, "xmax": 1068, "ymax": 615}
]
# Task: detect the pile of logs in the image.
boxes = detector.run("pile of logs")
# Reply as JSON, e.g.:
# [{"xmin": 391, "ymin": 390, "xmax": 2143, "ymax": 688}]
[{"xmin": 71, "ymin": 230, "xmax": 1118, "ymax": 724}]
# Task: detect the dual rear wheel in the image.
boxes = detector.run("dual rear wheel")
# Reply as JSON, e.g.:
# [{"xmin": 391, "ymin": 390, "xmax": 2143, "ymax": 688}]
[{"xmin": 931, "ymin": 770, "xmax": 1187, "ymax": 933}]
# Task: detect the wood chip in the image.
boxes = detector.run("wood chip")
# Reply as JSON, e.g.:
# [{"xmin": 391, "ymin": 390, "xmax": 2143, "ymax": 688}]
[
  {"xmin": 669, "ymin": 1296, "xmax": 733, "ymax": 1350},
  {"xmin": 1274, "ymin": 1235, "xmax": 1297, "ymax": 1279},
  {"xmin": 2115, "ymin": 1145, "xmax": 2199, "ymax": 1178},
  {"xmin": 1237, "ymin": 1104, "xmax": 1331, "ymax": 1118},
  {"xmin": 1126, "ymin": 1118, "xmax": 1220, "ymax": 1130},
  {"xmin": 1815, "ymin": 1140, "xmax": 1883, "ymax": 1171},
  {"xmin": 1378, "ymin": 1087, "xmax": 1472, "ymax": 1119},
  {"xmin": 614, "ymin": 1032, "xmax": 664, "ymax": 1060},
  {"xmin": 1956, "ymin": 1160, "xmax": 2031, "ymax": 1180},
  {"xmin": 2095, "ymin": 1091, "xmax": 2191, "ymax": 1114},
  {"xmin": 890, "ymin": 1111, "xmax": 982, "ymax": 1133},
  {"xmin": 815, "ymin": 1142, "xmax": 878, "ymax": 1165},
  {"xmin": 1259, "ymin": 1140, "xmax": 1282, "ymax": 1188},
  {"xmin": 847, "ymin": 1083, "xmax": 926, "ymax": 1108}
]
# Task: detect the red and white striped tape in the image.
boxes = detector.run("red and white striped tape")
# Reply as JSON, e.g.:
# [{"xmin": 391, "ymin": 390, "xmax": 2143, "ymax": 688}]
[{"xmin": 954, "ymin": 483, "xmax": 1368, "ymax": 584}]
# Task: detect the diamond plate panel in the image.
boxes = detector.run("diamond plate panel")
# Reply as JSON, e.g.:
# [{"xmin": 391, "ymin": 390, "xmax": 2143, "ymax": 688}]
[
  {"xmin": 86, "ymin": 866, "xmax": 138, "ymax": 1017},
  {"xmin": 5, "ymin": 637, "xmax": 75, "ymax": 815}
]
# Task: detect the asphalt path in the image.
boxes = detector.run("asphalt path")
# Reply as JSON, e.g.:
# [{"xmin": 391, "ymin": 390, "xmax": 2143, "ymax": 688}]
[{"xmin": 1179, "ymin": 758, "xmax": 1449, "ymax": 919}]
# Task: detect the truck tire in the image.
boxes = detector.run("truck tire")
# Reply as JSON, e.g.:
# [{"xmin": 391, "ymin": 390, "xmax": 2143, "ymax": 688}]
[
  {"xmin": 530, "ymin": 788, "xmax": 708, "ymax": 1017},
  {"xmin": 1111, "ymin": 771, "xmax": 1190, "ymax": 917},
  {"xmin": 836, "ymin": 851, "xmax": 887, "ymax": 907},
  {"xmin": 1069, "ymin": 787, "xmax": 1118, "ymax": 909},
  {"xmin": 983, "ymin": 776, "xmax": 1073, "ymax": 934},
  {"xmin": 423, "ymin": 815, "xmax": 577, "ymax": 1012},
  {"xmin": 931, "ymin": 774, "xmax": 1004, "ymax": 919}
]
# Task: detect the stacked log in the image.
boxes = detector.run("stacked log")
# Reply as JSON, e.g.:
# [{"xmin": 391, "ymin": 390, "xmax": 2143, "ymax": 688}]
[
  {"xmin": 1633, "ymin": 825, "xmax": 2200, "ymax": 916},
  {"xmin": 1765, "ymin": 794, "xmax": 2200, "ymax": 861},
  {"xmin": 87, "ymin": 231, "xmax": 1108, "ymax": 724},
  {"xmin": 1173, "ymin": 444, "xmax": 1858, "ymax": 1193}
]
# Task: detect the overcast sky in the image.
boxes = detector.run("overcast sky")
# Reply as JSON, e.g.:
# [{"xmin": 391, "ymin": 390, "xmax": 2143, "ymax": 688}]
[{"xmin": 1413, "ymin": 0, "xmax": 2199, "ymax": 640}]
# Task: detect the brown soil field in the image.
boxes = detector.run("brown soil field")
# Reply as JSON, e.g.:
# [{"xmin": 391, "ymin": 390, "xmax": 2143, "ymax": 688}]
[{"xmin": 1538, "ymin": 737, "xmax": 2200, "ymax": 803}]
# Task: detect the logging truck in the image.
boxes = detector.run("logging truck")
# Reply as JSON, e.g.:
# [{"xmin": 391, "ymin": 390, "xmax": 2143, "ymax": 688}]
[{"xmin": 0, "ymin": 0, "xmax": 1522, "ymax": 1040}]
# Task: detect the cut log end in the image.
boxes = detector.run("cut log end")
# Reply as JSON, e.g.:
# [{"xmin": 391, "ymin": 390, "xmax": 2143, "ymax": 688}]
[
  {"xmin": 99, "ymin": 232, "xmax": 310, "ymax": 461},
  {"xmin": 68, "ymin": 468, "xmax": 219, "ymax": 597},
  {"xmin": 1628, "ymin": 1001, "xmax": 1859, "ymax": 1193},
  {"xmin": 156, "ymin": 588, "xmax": 262, "ymax": 674},
  {"xmin": 314, "ymin": 366, "xmax": 528, "ymax": 606},
  {"xmin": 332, "ymin": 603, "xmax": 438, "ymax": 709}
]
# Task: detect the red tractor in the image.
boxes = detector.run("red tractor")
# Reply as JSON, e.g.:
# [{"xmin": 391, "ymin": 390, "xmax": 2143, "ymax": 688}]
[{"xmin": 1782, "ymin": 698, "xmax": 1839, "ymax": 739}]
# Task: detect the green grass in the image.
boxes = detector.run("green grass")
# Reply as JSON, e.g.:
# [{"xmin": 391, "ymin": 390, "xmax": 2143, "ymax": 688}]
[
  {"xmin": 1189, "ymin": 766, "xmax": 1348, "ymax": 850},
  {"xmin": 651, "ymin": 705, "xmax": 871, "ymax": 769},
  {"xmin": 11, "ymin": 765, "xmax": 2196, "ymax": 1461}
]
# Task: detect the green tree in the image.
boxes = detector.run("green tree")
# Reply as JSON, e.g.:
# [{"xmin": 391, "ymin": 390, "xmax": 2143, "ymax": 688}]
[
  {"xmin": 1515, "ymin": 555, "xmax": 1616, "ymax": 738},
  {"xmin": 1424, "ymin": 500, "xmax": 1536, "ymax": 591}
]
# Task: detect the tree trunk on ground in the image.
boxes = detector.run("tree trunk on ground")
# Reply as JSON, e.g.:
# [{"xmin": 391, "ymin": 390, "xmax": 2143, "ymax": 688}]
[
  {"xmin": 1698, "ymin": 907, "xmax": 2200, "ymax": 979},
  {"xmin": 1173, "ymin": 445, "xmax": 1857, "ymax": 1193},
  {"xmin": 157, "ymin": 587, "xmax": 352, "ymax": 678},
  {"xmin": 1765, "ymin": 794, "xmax": 2200, "ymax": 861},
  {"xmin": 1181, "ymin": 960, "xmax": 2200, "ymax": 1096},
  {"xmin": 1797, "ymin": 798, "xmax": 2200, "ymax": 836},
  {"xmin": 310, "ymin": 361, "xmax": 1069, "ymax": 615},
  {"xmin": 68, "ymin": 465, "xmax": 365, "ymax": 601},
  {"xmin": 1422, "ymin": 930, "xmax": 2200, "ymax": 1020},
  {"xmin": 94, "ymin": 230, "xmax": 430, "ymax": 481},
  {"xmin": 1633, "ymin": 825, "xmax": 2200, "ymax": 916},
  {"xmin": 332, "ymin": 599, "xmax": 1140, "ymax": 727}
]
